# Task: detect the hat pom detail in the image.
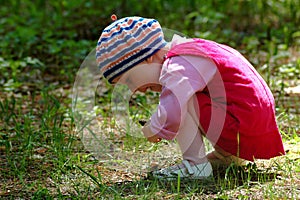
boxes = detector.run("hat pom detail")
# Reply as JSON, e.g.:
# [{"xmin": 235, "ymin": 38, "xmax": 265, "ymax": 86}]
[{"xmin": 111, "ymin": 14, "xmax": 117, "ymax": 21}]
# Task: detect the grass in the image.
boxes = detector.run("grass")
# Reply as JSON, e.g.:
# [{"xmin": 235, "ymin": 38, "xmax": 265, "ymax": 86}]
[{"xmin": 1, "ymin": 53, "xmax": 299, "ymax": 199}]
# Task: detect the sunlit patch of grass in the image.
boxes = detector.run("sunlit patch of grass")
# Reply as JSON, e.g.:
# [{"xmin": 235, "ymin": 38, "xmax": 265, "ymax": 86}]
[{"xmin": 68, "ymin": 107, "xmax": 299, "ymax": 199}]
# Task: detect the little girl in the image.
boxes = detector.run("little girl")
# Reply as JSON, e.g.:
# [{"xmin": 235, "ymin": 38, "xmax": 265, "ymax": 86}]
[{"xmin": 96, "ymin": 15, "xmax": 285, "ymax": 180}]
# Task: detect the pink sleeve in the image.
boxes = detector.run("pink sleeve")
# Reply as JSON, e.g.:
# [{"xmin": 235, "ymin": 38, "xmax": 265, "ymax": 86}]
[{"xmin": 149, "ymin": 55, "xmax": 217, "ymax": 140}]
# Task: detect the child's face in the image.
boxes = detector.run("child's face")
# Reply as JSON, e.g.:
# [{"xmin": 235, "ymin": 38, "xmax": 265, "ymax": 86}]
[{"xmin": 114, "ymin": 62, "xmax": 162, "ymax": 93}]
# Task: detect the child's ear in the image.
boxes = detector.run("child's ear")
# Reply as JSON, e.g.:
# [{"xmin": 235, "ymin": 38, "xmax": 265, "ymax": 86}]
[{"xmin": 145, "ymin": 56, "xmax": 153, "ymax": 63}]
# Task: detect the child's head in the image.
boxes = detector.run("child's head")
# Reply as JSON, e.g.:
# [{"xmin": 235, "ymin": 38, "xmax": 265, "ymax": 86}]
[{"xmin": 96, "ymin": 16, "xmax": 167, "ymax": 91}]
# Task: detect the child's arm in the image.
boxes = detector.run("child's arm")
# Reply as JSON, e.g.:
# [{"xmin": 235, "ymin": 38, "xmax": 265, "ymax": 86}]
[
  {"xmin": 142, "ymin": 120, "xmax": 161, "ymax": 143},
  {"xmin": 148, "ymin": 55, "xmax": 217, "ymax": 140}
]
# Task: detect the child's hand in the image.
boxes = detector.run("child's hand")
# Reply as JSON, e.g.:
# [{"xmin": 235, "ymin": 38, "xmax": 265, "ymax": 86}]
[
  {"xmin": 141, "ymin": 120, "xmax": 162, "ymax": 143},
  {"xmin": 147, "ymin": 135, "xmax": 162, "ymax": 143}
]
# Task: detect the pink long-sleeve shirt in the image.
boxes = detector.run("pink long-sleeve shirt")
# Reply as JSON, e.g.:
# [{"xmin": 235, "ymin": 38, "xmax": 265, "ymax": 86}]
[{"xmin": 149, "ymin": 37, "xmax": 217, "ymax": 140}]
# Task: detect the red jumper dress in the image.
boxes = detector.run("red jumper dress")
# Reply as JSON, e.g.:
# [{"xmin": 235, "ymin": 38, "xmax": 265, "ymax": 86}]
[{"xmin": 165, "ymin": 39, "xmax": 285, "ymax": 161}]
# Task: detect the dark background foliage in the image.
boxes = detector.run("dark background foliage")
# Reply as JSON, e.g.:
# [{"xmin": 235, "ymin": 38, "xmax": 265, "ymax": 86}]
[{"xmin": 1, "ymin": 0, "xmax": 299, "ymax": 85}]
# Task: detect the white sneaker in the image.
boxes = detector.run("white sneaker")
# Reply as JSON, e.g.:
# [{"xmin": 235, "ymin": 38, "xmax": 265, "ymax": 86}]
[{"xmin": 151, "ymin": 160, "xmax": 213, "ymax": 180}]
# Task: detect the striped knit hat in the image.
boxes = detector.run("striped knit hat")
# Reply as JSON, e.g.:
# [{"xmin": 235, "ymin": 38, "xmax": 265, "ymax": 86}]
[{"xmin": 96, "ymin": 16, "xmax": 167, "ymax": 83}]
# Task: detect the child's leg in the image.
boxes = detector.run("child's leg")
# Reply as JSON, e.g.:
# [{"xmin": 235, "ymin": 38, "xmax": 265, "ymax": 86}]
[
  {"xmin": 194, "ymin": 93, "xmax": 247, "ymax": 166},
  {"xmin": 151, "ymin": 97, "xmax": 213, "ymax": 179},
  {"xmin": 176, "ymin": 98, "xmax": 208, "ymax": 165}
]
